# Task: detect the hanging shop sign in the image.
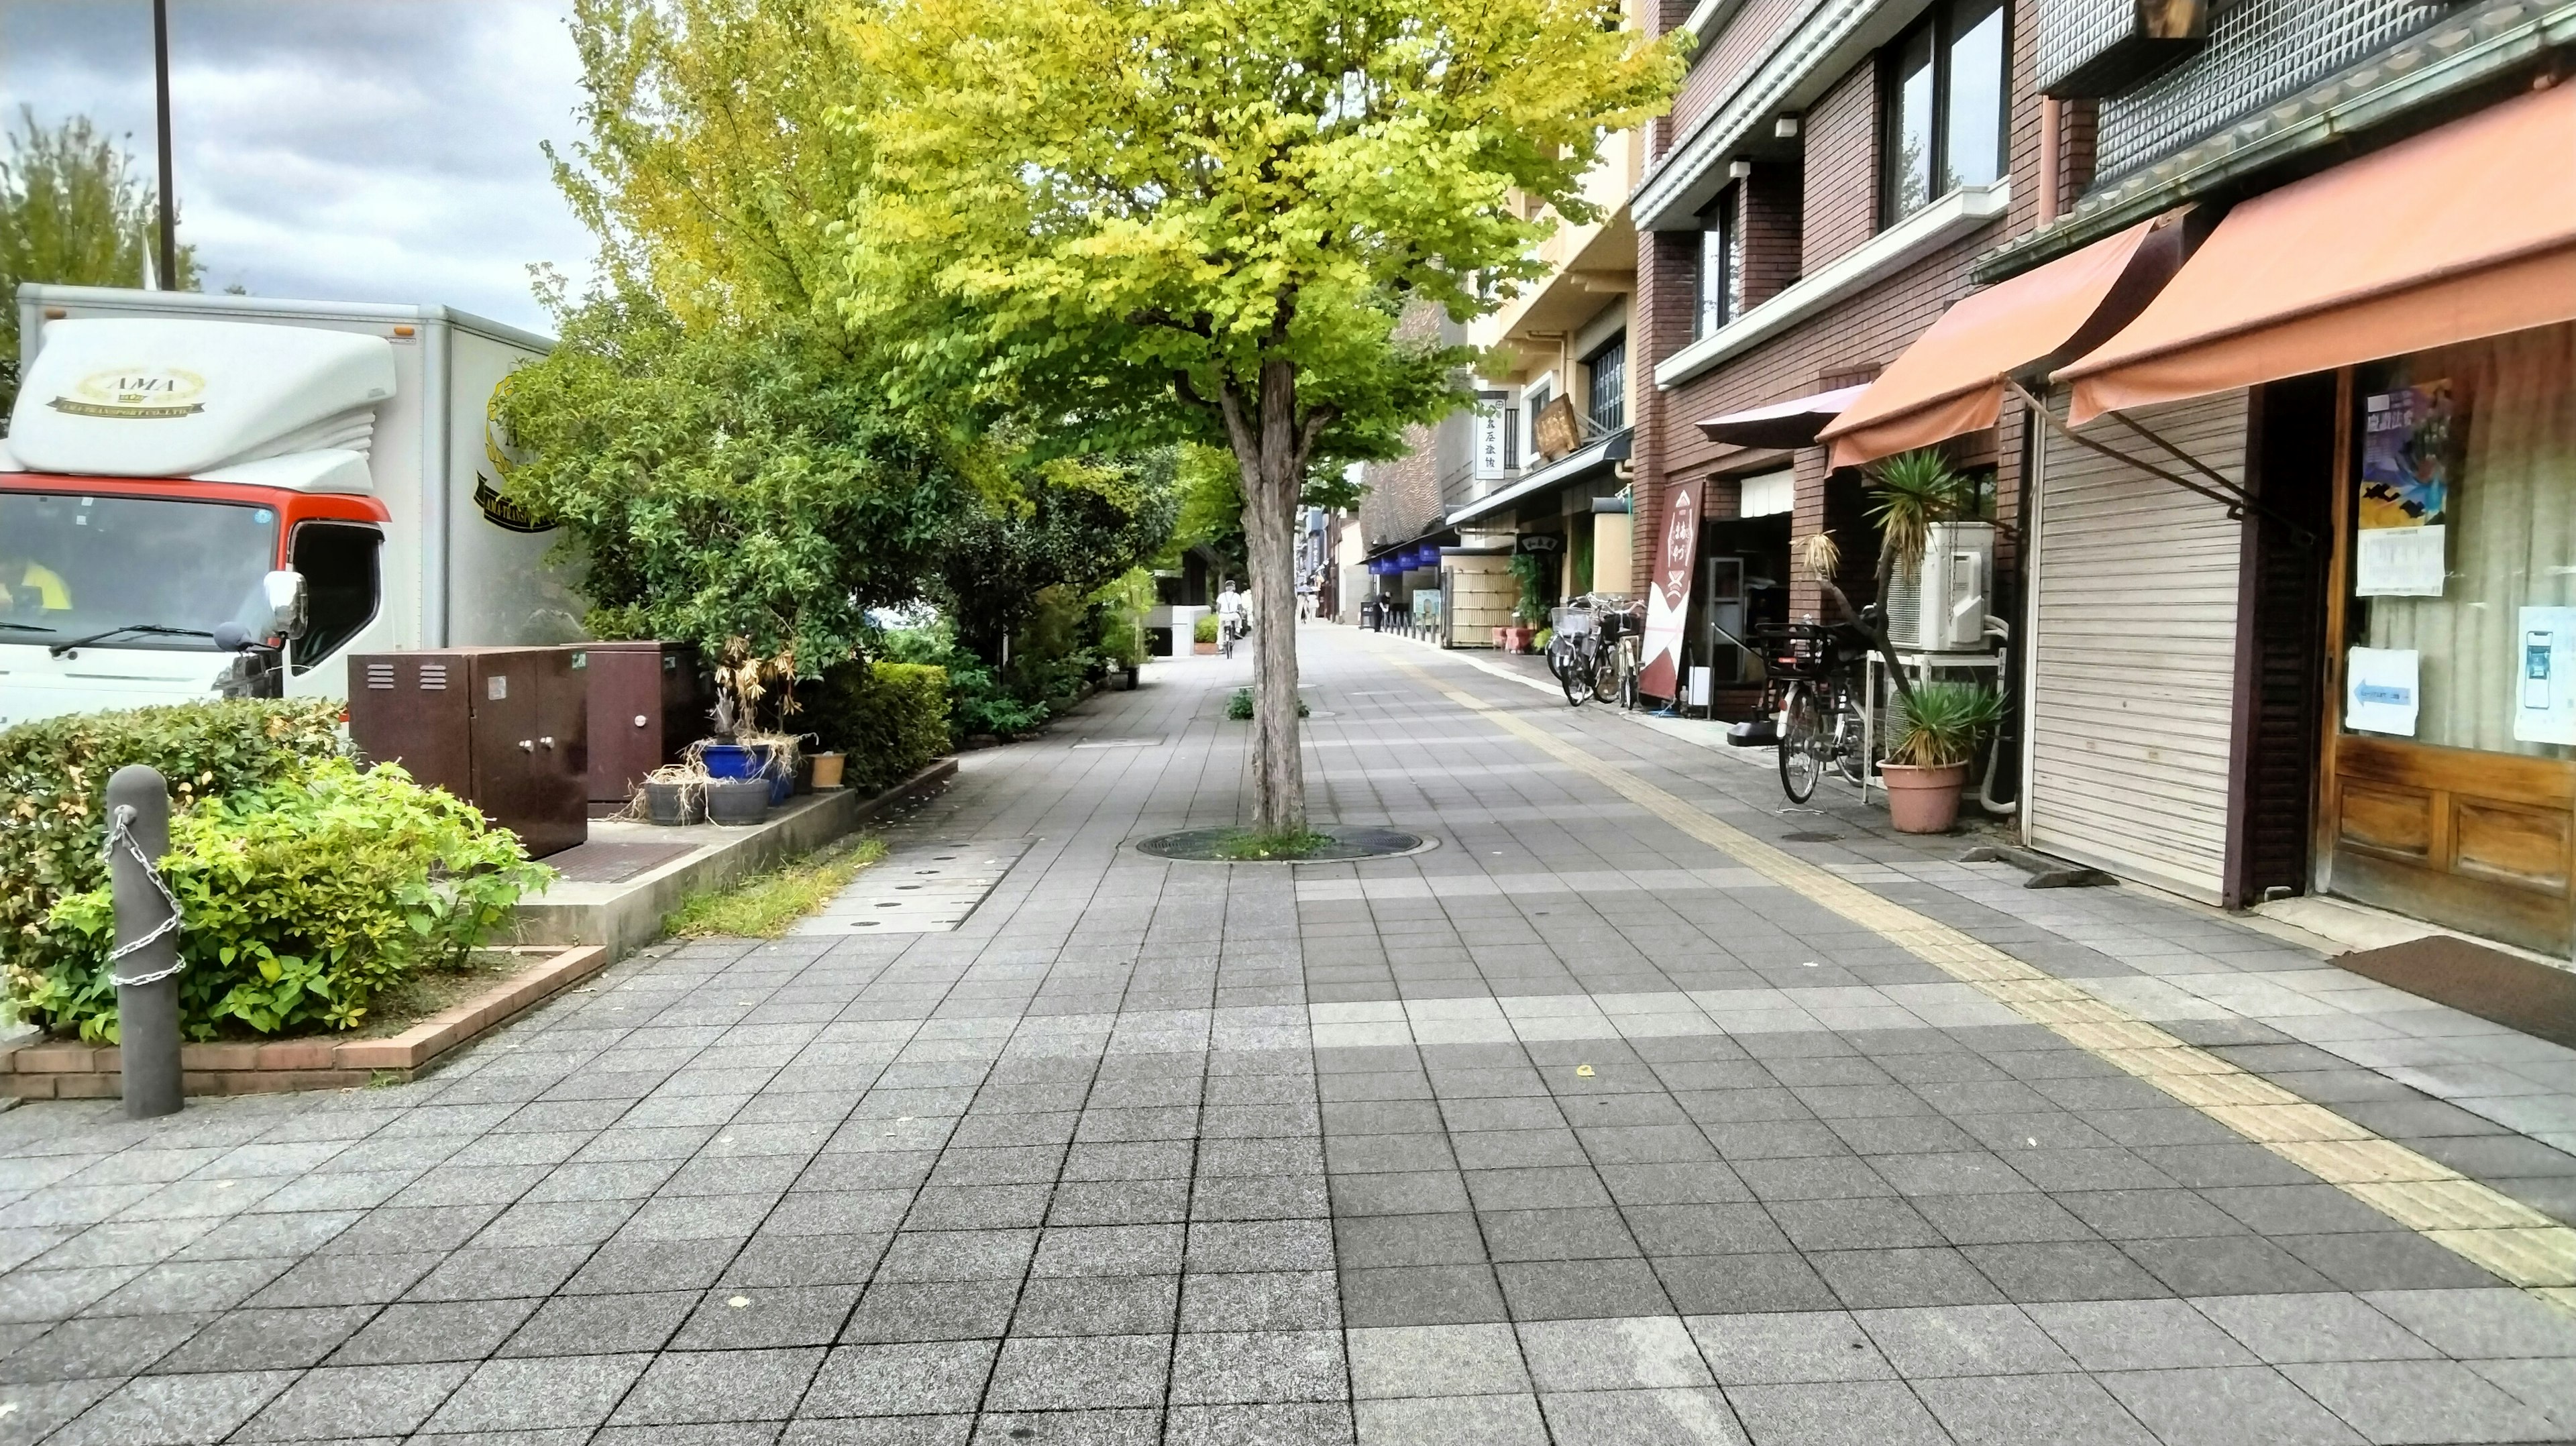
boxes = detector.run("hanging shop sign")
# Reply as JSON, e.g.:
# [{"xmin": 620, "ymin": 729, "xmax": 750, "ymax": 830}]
[
  {"xmin": 1534, "ymin": 395, "xmax": 1582, "ymax": 461},
  {"xmin": 1516, "ymin": 533, "xmax": 1563, "ymax": 555},
  {"xmin": 2355, "ymin": 382, "xmax": 2452, "ymax": 596},
  {"xmin": 1636, "ymin": 479, "xmax": 1701, "ymax": 701}
]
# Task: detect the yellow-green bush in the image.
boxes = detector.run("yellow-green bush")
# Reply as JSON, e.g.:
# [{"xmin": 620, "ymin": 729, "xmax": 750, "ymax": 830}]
[
  {"xmin": 808, "ymin": 660, "xmax": 952, "ymax": 791},
  {"xmin": 1, "ymin": 699, "xmax": 344, "ymax": 997},
  {"xmin": 37, "ymin": 758, "xmax": 550, "ymax": 1042}
]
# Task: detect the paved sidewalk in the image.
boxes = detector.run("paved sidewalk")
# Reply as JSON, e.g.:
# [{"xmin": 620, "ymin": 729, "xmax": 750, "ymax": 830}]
[{"xmin": 3, "ymin": 625, "xmax": 2575, "ymax": 1445}]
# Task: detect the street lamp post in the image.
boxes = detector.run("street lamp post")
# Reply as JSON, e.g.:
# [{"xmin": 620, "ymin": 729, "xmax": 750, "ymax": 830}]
[{"xmin": 152, "ymin": 0, "xmax": 176, "ymax": 289}]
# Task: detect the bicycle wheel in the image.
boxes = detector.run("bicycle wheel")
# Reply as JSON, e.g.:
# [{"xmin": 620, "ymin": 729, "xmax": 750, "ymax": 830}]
[
  {"xmin": 1593, "ymin": 647, "xmax": 1622, "ymax": 709},
  {"xmin": 1561, "ymin": 644, "xmax": 1595, "ymax": 706},
  {"xmin": 1777, "ymin": 682, "xmax": 1822, "ymax": 803},
  {"xmin": 1831, "ymin": 691, "xmax": 1868, "ymax": 786}
]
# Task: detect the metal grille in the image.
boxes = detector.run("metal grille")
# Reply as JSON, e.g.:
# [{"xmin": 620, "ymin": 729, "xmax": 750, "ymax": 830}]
[
  {"xmin": 1585, "ymin": 335, "xmax": 1627, "ymax": 436},
  {"xmin": 2032, "ymin": 0, "xmax": 2141, "ymax": 97},
  {"xmin": 364, "ymin": 662, "xmax": 395, "ymax": 689},
  {"xmin": 2096, "ymin": 0, "xmax": 2440, "ymax": 179},
  {"xmin": 417, "ymin": 663, "xmax": 448, "ymax": 690}
]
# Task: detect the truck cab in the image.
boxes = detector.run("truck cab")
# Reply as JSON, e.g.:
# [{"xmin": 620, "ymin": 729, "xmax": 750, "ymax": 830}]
[{"xmin": 1, "ymin": 290, "xmax": 575, "ymax": 730}]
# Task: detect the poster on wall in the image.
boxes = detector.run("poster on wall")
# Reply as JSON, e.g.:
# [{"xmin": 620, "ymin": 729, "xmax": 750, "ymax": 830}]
[
  {"xmin": 2345, "ymin": 647, "xmax": 2421, "ymax": 736},
  {"xmin": 1636, "ymin": 480, "xmax": 1701, "ymax": 702},
  {"xmin": 2355, "ymin": 382, "xmax": 2454, "ymax": 596},
  {"xmin": 2514, "ymin": 606, "xmax": 2576, "ymax": 746}
]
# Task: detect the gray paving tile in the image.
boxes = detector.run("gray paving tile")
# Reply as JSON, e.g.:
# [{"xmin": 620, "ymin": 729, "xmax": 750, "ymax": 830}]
[
  {"xmin": 2097, "ymin": 1365, "xmax": 2364, "ymax": 1446},
  {"xmin": 1171, "ymin": 1329, "xmax": 1345, "ymax": 1404},
  {"xmin": 985, "ymin": 1333, "xmax": 1171, "ymax": 1410},
  {"xmin": 423, "ymin": 1351, "xmax": 655, "ymax": 1432},
  {"xmin": 1851, "ymin": 1304, "xmax": 2074, "ymax": 1378},
  {"xmin": 43, "ymin": 1369, "xmax": 297, "ymax": 1445},
  {"xmin": 1345, "ymin": 1323, "xmax": 1529, "ymax": 1398},
  {"xmin": 2360, "ymin": 1287, "xmax": 2576, "ymax": 1359},
  {"xmin": 802, "ymin": 1339, "xmax": 1000, "ymax": 1416},
  {"xmin": 2025, "ymin": 1298, "xmax": 2259, "ymax": 1371},
  {"xmin": 1352, "ymin": 1392, "xmax": 1547, "ymax": 1446},
  {"xmin": 1909, "ymin": 1372, "xmax": 2156, "ymax": 1446},
  {"xmin": 234, "ymin": 1361, "xmax": 475, "ymax": 1441},
  {"xmin": 612, "ymin": 1346, "xmax": 826, "ymax": 1425},
  {"xmin": 1722, "ymin": 1379, "xmax": 1950, "ymax": 1446},
  {"xmin": 2282, "ymin": 1358, "xmax": 2561, "ymax": 1444},
  {"xmin": 1517, "ymin": 1315, "xmax": 1712, "ymax": 1389},
  {"xmin": 1538, "ymin": 1386, "xmax": 1748, "ymax": 1445}
]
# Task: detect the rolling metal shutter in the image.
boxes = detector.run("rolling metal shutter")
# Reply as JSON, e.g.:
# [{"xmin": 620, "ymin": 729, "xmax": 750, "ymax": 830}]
[{"xmin": 2025, "ymin": 389, "xmax": 2248, "ymax": 903}]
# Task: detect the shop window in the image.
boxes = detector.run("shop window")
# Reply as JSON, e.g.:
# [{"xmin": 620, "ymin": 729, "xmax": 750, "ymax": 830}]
[
  {"xmin": 288, "ymin": 522, "xmax": 380, "ymax": 669},
  {"xmin": 1695, "ymin": 190, "xmax": 1742, "ymax": 339},
  {"xmin": 1881, "ymin": 0, "xmax": 2009, "ymax": 223},
  {"xmin": 1585, "ymin": 334, "xmax": 1627, "ymax": 436},
  {"xmin": 2343, "ymin": 323, "xmax": 2576, "ymax": 759}
]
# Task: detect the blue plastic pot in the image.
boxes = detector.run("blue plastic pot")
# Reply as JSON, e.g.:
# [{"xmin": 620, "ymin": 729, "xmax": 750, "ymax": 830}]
[{"xmin": 699, "ymin": 742, "xmax": 765, "ymax": 779}]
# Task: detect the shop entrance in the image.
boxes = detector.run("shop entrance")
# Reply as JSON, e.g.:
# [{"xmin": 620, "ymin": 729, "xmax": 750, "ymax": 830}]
[{"xmin": 2316, "ymin": 324, "xmax": 2576, "ymax": 955}]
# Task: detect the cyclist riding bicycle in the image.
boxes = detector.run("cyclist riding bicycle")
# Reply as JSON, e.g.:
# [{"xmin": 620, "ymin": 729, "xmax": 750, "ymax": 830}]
[{"xmin": 1216, "ymin": 579, "xmax": 1251, "ymax": 657}]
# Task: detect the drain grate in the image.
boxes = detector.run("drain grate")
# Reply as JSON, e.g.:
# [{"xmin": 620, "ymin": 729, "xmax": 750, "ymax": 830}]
[
  {"xmin": 1780, "ymin": 831, "xmax": 1844, "ymax": 843},
  {"xmin": 791, "ymin": 837, "xmax": 1032, "ymax": 935},
  {"xmin": 1072, "ymin": 737, "xmax": 1165, "ymax": 749}
]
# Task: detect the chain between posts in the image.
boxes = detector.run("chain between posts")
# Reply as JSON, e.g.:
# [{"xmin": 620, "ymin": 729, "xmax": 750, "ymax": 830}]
[{"xmin": 102, "ymin": 803, "xmax": 185, "ymax": 987}]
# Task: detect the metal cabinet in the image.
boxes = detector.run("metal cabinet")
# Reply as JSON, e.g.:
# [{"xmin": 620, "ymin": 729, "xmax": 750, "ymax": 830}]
[
  {"xmin": 580, "ymin": 641, "xmax": 705, "ymax": 808},
  {"xmin": 347, "ymin": 647, "xmax": 590, "ymax": 858}
]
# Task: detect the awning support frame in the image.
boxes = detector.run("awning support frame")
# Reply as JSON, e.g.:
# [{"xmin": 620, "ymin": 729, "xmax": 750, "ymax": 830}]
[{"xmin": 2006, "ymin": 379, "xmax": 2315, "ymax": 549}]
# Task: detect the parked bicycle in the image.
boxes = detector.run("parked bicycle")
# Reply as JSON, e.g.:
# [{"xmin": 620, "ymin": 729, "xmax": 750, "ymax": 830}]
[
  {"xmin": 1753, "ymin": 615, "xmax": 1876, "ymax": 803},
  {"xmin": 1552, "ymin": 594, "xmax": 1642, "ymax": 708}
]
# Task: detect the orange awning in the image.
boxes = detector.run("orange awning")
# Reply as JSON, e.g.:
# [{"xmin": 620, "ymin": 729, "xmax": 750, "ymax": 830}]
[
  {"xmin": 2061, "ymin": 80, "xmax": 2576, "ymax": 425},
  {"xmin": 1697, "ymin": 384, "xmax": 1870, "ymax": 449},
  {"xmin": 1819, "ymin": 217, "xmax": 2182, "ymax": 469}
]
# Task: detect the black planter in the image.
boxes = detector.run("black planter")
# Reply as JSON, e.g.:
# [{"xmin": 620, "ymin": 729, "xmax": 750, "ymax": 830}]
[
  {"xmin": 641, "ymin": 779, "xmax": 706, "ymax": 826},
  {"xmin": 704, "ymin": 777, "xmax": 772, "ymax": 826}
]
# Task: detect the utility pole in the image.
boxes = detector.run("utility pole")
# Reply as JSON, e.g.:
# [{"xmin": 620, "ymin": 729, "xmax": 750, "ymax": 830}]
[{"xmin": 153, "ymin": 0, "xmax": 177, "ymax": 289}]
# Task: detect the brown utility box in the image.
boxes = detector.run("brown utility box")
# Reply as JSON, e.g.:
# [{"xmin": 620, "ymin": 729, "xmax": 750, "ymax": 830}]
[
  {"xmin": 347, "ymin": 647, "xmax": 590, "ymax": 858},
  {"xmin": 580, "ymin": 641, "xmax": 706, "ymax": 808}
]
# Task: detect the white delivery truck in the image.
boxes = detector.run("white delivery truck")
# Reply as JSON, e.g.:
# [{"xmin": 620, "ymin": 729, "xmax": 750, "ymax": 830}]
[{"xmin": 0, "ymin": 285, "xmax": 585, "ymax": 728}]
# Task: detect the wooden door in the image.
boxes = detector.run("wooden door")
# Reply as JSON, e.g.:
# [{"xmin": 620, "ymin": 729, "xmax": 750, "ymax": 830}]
[{"xmin": 2316, "ymin": 369, "xmax": 2576, "ymax": 954}]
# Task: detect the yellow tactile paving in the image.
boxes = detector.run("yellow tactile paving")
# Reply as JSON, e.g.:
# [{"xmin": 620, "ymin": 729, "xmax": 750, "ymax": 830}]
[{"xmin": 1368, "ymin": 649, "xmax": 2576, "ymax": 1307}]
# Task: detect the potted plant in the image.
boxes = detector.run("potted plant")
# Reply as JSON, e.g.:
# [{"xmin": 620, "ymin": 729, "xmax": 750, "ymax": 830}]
[
  {"xmin": 1193, "ymin": 613, "xmax": 1220, "ymax": 655},
  {"xmin": 1880, "ymin": 680, "xmax": 2002, "ymax": 832}
]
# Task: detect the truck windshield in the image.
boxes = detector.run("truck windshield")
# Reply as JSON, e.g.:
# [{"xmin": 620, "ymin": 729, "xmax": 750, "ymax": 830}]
[{"xmin": 0, "ymin": 492, "xmax": 280, "ymax": 651}]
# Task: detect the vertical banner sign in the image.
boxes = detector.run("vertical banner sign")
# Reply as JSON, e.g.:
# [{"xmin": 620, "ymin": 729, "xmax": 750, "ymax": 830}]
[
  {"xmin": 1637, "ymin": 480, "xmax": 1700, "ymax": 700},
  {"xmin": 2514, "ymin": 606, "xmax": 2576, "ymax": 746},
  {"xmin": 2355, "ymin": 382, "xmax": 2452, "ymax": 596}
]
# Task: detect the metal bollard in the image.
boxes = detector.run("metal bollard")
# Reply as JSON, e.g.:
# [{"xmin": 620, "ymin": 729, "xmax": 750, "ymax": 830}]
[{"xmin": 106, "ymin": 765, "xmax": 183, "ymax": 1119}]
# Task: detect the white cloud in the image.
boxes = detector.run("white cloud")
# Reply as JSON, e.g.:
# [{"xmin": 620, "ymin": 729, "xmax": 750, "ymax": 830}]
[{"xmin": 1, "ymin": 0, "xmax": 595, "ymax": 333}]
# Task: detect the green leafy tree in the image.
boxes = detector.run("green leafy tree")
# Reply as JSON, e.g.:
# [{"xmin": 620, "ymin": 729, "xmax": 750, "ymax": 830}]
[
  {"xmin": 495, "ymin": 287, "xmax": 963, "ymax": 727},
  {"xmin": 837, "ymin": 0, "xmax": 1684, "ymax": 828},
  {"xmin": 0, "ymin": 109, "xmax": 199, "ymax": 421},
  {"xmin": 938, "ymin": 451, "xmax": 1179, "ymax": 666}
]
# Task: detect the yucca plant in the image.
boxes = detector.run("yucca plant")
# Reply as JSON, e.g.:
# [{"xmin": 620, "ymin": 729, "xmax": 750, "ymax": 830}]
[
  {"xmin": 1865, "ymin": 448, "xmax": 1978, "ymax": 590},
  {"xmin": 1887, "ymin": 680, "xmax": 2002, "ymax": 769}
]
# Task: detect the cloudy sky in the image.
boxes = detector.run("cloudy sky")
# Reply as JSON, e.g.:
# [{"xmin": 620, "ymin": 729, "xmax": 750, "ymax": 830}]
[{"xmin": 1, "ymin": 0, "xmax": 594, "ymax": 333}]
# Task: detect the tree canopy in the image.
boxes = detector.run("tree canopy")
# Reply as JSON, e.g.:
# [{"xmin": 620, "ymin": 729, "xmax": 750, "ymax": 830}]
[
  {"xmin": 0, "ymin": 108, "xmax": 198, "ymax": 422},
  {"xmin": 832, "ymin": 0, "xmax": 1685, "ymax": 826}
]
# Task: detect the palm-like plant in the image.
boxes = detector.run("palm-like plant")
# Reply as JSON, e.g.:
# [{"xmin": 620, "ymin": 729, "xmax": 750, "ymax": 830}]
[
  {"xmin": 1864, "ymin": 449, "xmax": 1977, "ymax": 600},
  {"xmin": 1887, "ymin": 680, "xmax": 2003, "ymax": 769}
]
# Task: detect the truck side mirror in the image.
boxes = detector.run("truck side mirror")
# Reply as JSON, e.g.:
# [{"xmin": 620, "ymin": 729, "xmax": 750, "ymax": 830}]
[{"xmin": 262, "ymin": 570, "xmax": 308, "ymax": 640}]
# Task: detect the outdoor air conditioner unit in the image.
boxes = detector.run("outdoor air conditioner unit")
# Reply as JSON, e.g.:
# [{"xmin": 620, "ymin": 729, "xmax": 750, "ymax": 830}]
[{"xmin": 1884, "ymin": 522, "xmax": 1994, "ymax": 653}]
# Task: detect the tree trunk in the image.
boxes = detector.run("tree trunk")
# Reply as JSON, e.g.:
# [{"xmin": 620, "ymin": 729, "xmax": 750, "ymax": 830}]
[{"xmin": 1219, "ymin": 357, "xmax": 1308, "ymax": 834}]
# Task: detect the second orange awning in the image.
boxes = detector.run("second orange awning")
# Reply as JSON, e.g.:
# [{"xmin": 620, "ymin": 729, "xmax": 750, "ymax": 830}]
[
  {"xmin": 1819, "ymin": 216, "xmax": 2183, "ymax": 469},
  {"xmin": 2060, "ymin": 80, "xmax": 2576, "ymax": 425}
]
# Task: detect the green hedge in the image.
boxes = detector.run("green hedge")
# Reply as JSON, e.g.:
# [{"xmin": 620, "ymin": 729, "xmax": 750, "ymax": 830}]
[
  {"xmin": 40, "ymin": 759, "xmax": 548, "ymax": 1042},
  {"xmin": 1193, "ymin": 613, "xmax": 1220, "ymax": 644},
  {"xmin": 1, "ymin": 699, "xmax": 343, "ymax": 997},
  {"xmin": 807, "ymin": 660, "xmax": 951, "ymax": 792}
]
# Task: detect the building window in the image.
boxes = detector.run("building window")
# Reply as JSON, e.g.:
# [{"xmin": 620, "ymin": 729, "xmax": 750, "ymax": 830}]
[
  {"xmin": 1585, "ymin": 335, "xmax": 1626, "ymax": 435},
  {"xmin": 1882, "ymin": 0, "xmax": 2008, "ymax": 223},
  {"xmin": 1695, "ymin": 189, "xmax": 1742, "ymax": 339},
  {"xmin": 1524, "ymin": 380, "xmax": 1552, "ymax": 461}
]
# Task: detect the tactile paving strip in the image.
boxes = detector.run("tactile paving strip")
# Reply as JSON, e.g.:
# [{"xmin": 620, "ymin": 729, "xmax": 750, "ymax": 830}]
[{"xmin": 790, "ymin": 837, "xmax": 1032, "ymax": 936}]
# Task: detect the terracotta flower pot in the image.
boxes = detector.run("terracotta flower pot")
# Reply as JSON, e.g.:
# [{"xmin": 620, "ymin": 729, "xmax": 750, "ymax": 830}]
[
  {"xmin": 1879, "ymin": 762, "xmax": 1970, "ymax": 834},
  {"xmin": 1194, "ymin": 641, "xmax": 1218, "ymax": 655}
]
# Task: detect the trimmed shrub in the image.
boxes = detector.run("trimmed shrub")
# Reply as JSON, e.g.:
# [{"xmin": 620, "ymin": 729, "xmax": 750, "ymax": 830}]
[
  {"xmin": 1193, "ymin": 613, "xmax": 1220, "ymax": 644},
  {"xmin": 36, "ymin": 758, "xmax": 551, "ymax": 1043},
  {"xmin": 1, "ymin": 700, "xmax": 344, "ymax": 995},
  {"xmin": 808, "ymin": 660, "xmax": 952, "ymax": 793}
]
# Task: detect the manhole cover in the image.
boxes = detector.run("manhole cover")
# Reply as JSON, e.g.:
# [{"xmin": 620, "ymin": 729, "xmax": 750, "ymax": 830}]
[
  {"xmin": 1136, "ymin": 825, "xmax": 1436, "ymax": 863},
  {"xmin": 1780, "ymin": 831, "xmax": 1844, "ymax": 842}
]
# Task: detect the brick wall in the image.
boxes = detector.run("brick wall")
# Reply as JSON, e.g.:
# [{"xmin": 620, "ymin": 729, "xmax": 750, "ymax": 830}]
[
  {"xmin": 1799, "ymin": 62, "xmax": 1878, "ymax": 276},
  {"xmin": 1670, "ymin": 0, "xmax": 1825, "ymax": 137},
  {"xmin": 1741, "ymin": 164, "xmax": 1803, "ymax": 306},
  {"xmin": 1636, "ymin": 0, "xmax": 2056, "ymax": 620},
  {"xmin": 1360, "ymin": 301, "xmax": 1458, "ymax": 550},
  {"xmin": 1629, "ymin": 227, "xmax": 1699, "ymax": 598}
]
